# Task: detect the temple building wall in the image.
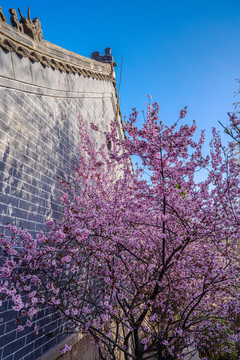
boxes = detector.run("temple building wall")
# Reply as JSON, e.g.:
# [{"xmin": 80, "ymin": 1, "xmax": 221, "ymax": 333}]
[{"xmin": 0, "ymin": 11, "xmax": 120, "ymax": 360}]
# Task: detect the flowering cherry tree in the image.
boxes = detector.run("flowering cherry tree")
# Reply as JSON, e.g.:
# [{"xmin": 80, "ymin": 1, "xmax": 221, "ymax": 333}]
[
  {"xmin": 220, "ymin": 111, "xmax": 240, "ymax": 151},
  {"xmin": 0, "ymin": 103, "xmax": 240, "ymax": 360}
]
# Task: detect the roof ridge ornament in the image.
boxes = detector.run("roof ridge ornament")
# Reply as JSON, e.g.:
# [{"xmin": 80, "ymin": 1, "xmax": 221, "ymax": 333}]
[
  {"xmin": 0, "ymin": 6, "xmax": 7, "ymax": 23},
  {"xmin": 91, "ymin": 48, "xmax": 118, "ymax": 67},
  {"xmin": 9, "ymin": 8, "xmax": 24, "ymax": 32},
  {"xmin": 18, "ymin": 6, "xmax": 43, "ymax": 42},
  {"xmin": 8, "ymin": 6, "xmax": 43, "ymax": 42}
]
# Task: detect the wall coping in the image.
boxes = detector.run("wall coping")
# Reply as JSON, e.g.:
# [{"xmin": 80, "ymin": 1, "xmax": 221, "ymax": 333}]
[{"xmin": 0, "ymin": 21, "xmax": 115, "ymax": 82}]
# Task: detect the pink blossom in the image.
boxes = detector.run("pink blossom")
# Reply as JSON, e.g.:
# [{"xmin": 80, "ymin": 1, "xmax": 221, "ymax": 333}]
[
  {"xmin": 179, "ymin": 107, "xmax": 187, "ymax": 118},
  {"xmin": 28, "ymin": 307, "xmax": 37, "ymax": 316},
  {"xmin": 51, "ymin": 297, "xmax": 60, "ymax": 305},
  {"xmin": 229, "ymin": 112, "xmax": 237, "ymax": 122},
  {"xmin": 141, "ymin": 337, "xmax": 150, "ymax": 351},
  {"xmin": 26, "ymin": 320, "xmax": 32, "ymax": 327},
  {"xmin": 229, "ymin": 112, "xmax": 240, "ymax": 126},
  {"xmin": 62, "ymin": 255, "xmax": 71, "ymax": 263},
  {"xmin": 0, "ymin": 108, "xmax": 239, "ymax": 359},
  {"xmin": 60, "ymin": 344, "xmax": 72, "ymax": 354},
  {"xmin": 82, "ymin": 306, "xmax": 90, "ymax": 314},
  {"xmin": 90, "ymin": 123, "xmax": 99, "ymax": 131},
  {"xmin": 34, "ymin": 325, "xmax": 40, "ymax": 335}
]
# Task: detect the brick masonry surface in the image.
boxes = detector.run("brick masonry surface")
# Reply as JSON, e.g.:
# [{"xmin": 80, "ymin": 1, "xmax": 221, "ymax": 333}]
[{"xmin": 0, "ymin": 46, "xmax": 118, "ymax": 360}]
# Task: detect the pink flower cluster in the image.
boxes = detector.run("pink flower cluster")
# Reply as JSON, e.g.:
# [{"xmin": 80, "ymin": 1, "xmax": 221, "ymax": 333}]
[
  {"xmin": 179, "ymin": 107, "xmax": 187, "ymax": 118},
  {"xmin": 60, "ymin": 344, "xmax": 72, "ymax": 354},
  {"xmin": 0, "ymin": 107, "xmax": 239, "ymax": 359},
  {"xmin": 90, "ymin": 123, "xmax": 99, "ymax": 131}
]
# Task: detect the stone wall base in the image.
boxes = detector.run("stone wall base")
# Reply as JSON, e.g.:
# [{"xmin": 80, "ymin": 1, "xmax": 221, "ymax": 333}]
[{"xmin": 37, "ymin": 333, "xmax": 99, "ymax": 360}]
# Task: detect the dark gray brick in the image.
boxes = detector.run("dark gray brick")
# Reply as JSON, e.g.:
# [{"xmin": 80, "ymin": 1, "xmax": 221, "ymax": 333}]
[
  {"xmin": 0, "ymin": 309, "xmax": 17, "ymax": 323},
  {"xmin": 0, "ymin": 324, "xmax": 5, "ymax": 336},
  {"xmin": 29, "ymin": 195, "xmax": 45, "ymax": 208},
  {"xmin": 8, "ymin": 186, "xmax": 30, "ymax": 202},
  {"xmin": 41, "ymin": 338, "xmax": 57, "ymax": 356},
  {"xmin": 8, "ymin": 207, "xmax": 28, "ymax": 220},
  {"xmin": 0, "ymin": 203, "xmax": 8, "ymax": 215},
  {"xmin": 33, "ymin": 334, "xmax": 51, "ymax": 349},
  {"xmin": 35, "ymin": 224, "xmax": 49, "ymax": 232},
  {"xmin": 26, "ymin": 331, "xmax": 39, "ymax": 345},
  {"xmin": 0, "ymin": 299, "xmax": 8, "ymax": 313},
  {"xmin": 2, "ymin": 337, "xmax": 25, "ymax": 358},
  {"xmin": 0, "ymin": 117, "xmax": 11, "ymax": 133},
  {"xmin": 13, "ymin": 342, "xmax": 34, "ymax": 360},
  {"xmin": 37, "ymin": 315, "xmax": 52, "ymax": 328},
  {"xmin": 27, "ymin": 213, "xmax": 45, "ymax": 224},
  {"xmin": 0, "ymin": 194, "xmax": 19, "ymax": 208},
  {"xmin": 0, "ymin": 330, "xmax": 16, "ymax": 347},
  {"xmin": 19, "ymin": 200, "xmax": 37, "ymax": 213},
  {"xmin": 21, "ymin": 183, "xmax": 38, "ymax": 196},
  {"xmin": 17, "ymin": 219, "xmax": 36, "ymax": 231},
  {"xmin": 24, "ymin": 347, "xmax": 42, "ymax": 360},
  {"xmin": 43, "ymin": 319, "xmax": 58, "ymax": 335},
  {"xmin": 5, "ymin": 319, "xmax": 19, "ymax": 333},
  {"xmin": 2, "ymin": 354, "xmax": 13, "ymax": 360}
]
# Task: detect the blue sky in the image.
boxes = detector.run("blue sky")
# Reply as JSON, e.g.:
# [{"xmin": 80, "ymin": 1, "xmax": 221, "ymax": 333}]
[{"xmin": 2, "ymin": 1, "xmax": 240, "ymax": 147}]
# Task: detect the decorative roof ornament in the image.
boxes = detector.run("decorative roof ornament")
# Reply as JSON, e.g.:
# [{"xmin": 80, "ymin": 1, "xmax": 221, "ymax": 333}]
[
  {"xmin": 9, "ymin": 8, "xmax": 24, "ymax": 32},
  {"xmin": 0, "ymin": 6, "xmax": 7, "ymax": 23},
  {"xmin": 8, "ymin": 6, "xmax": 43, "ymax": 41},
  {"xmin": 91, "ymin": 48, "xmax": 117, "ymax": 67},
  {"xmin": 18, "ymin": 7, "xmax": 43, "ymax": 42}
]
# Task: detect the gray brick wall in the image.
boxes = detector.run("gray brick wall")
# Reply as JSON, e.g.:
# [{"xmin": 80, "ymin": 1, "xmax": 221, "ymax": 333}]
[{"xmin": 0, "ymin": 47, "xmax": 119, "ymax": 359}]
